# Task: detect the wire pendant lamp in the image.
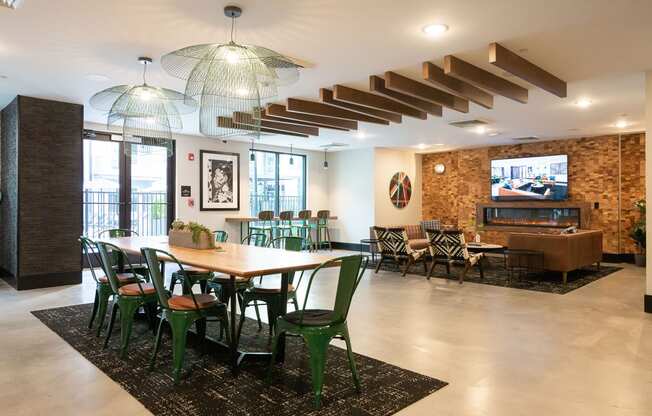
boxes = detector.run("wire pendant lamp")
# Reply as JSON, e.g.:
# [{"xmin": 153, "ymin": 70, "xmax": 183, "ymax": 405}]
[
  {"xmin": 89, "ymin": 57, "xmax": 198, "ymax": 156},
  {"xmin": 161, "ymin": 5, "xmax": 301, "ymax": 139}
]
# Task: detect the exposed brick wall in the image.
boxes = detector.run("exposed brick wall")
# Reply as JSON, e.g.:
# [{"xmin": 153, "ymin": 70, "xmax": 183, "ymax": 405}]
[{"xmin": 422, "ymin": 134, "xmax": 645, "ymax": 254}]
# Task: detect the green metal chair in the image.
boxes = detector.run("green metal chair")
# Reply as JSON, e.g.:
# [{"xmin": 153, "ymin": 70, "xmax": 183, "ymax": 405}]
[
  {"xmin": 236, "ymin": 236, "xmax": 305, "ymax": 344},
  {"xmin": 293, "ymin": 210, "xmax": 315, "ymax": 251},
  {"xmin": 249, "ymin": 210, "xmax": 276, "ymax": 242},
  {"xmin": 95, "ymin": 241, "xmax": 158, "ymax": 358},
  {"xmin": 141, "ymin": 247, "xmax": 231, "ymax": 384},
  {"xmin": 206, "ymin": 233, "xmax": 268, "ymax": 331},
  {"xmin": 313, "ymin": 210, "xmax": 332, "ymax": 251},
  {"xmin": 98, "ymin": 228, "xmax": 149, "ymax": 277},
  {"xmin": 81, "ymin": 236, "xmax": 140, "ymax": 337},
  {"xmin": 267, "ymin": 254, "xmax": 368, "ymax": 409},
  {"xmin": 214, "ymin": 230, "xmax": 229, "ymax": 243},
  {"xmin": 276, "ymin": 211, "xmax": 294, "ymax": 237}
]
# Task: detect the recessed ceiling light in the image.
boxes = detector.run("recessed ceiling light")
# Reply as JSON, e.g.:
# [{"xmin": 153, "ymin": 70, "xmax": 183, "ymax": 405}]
[
  {"xmin": 85, "ymin": 74, "xmax": 111, "ymax": 82},
  {"xmin": 615, "ymin": 119, "xmax": 628, "ymax": 129},
  {"xmin": 416, "ymin": 143, "xmax": 429, "ymax": 150},
  {"xmin": 422, "ymin": 23, "xmax": 449, "ymax": 36},
  {"xmin": 575, "ymin": 98, "xmax": 592, "ymax": 108},
  {"xmin": 355, "ymin": 131, "xmax": 366, "ymax": 139},
  {"xmin": 474, "ymin": 125, "xmax": 487, "ymax": 135},
  {"xmin": 488, "ymin": 132, "xmax": 500, "ymax": 137},
  {"xmin": 433, "ymin": 143, "xmax": 445, "ymax": 146}
]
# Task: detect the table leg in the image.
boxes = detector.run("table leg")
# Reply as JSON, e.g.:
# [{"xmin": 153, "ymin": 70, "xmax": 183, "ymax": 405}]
[
  {"xmin": 239, "ymin": 222, "xmax": 244, "ymax": 242},
  {"xmin": 275, "ymin": 271, "xmax": 289, "ymax": 363},
  {"xmin": 229, "ymin": 274, "xmax": 238, "ymax": 374}
]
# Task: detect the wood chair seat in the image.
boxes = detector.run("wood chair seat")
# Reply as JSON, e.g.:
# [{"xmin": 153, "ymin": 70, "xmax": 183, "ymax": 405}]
[
  {"xmin": 118, "ymin": 283, "xmax": 156, "ymax": 296},
  {"xmin": 250, "ymin": 283, "xmax": 296, "ymax": 294},
  {"xmin": 283, "ymin": 309, "xmax": 334, "ymax": 326},
  {"xmin": 168, "ymin": 294, "xmax": 219, "ymax": 311},
  {"xmin": 98, "ymin": 273, "xmax": 138, "ymax": 284}
]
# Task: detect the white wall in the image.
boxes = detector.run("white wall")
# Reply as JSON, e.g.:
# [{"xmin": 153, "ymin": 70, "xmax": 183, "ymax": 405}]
[
  {"xmin": 373, "ymin": 148, "xmax": 423, "ymax": 227},
  {"xmin": 84, "ymin": 122, "xmax": 329, "ymax": 239},
  {"xmin": 327, "ymin": 148, "xmax": 375, "ymax": 243}
]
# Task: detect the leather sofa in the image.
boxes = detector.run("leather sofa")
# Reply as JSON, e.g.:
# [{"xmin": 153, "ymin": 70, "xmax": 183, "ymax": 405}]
[{"xmin": 507, "ymin": 230, "xmax": 603, "ymax": 284}]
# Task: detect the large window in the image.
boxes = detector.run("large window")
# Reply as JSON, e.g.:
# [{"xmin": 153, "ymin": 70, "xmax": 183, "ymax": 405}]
[
  {"xmin": 83, "ymin": 133, "xmax": 174, "ymax": 238},
  {"xmin": 249, "ymin": 150, "xmax": 306, "ymax": 216}
]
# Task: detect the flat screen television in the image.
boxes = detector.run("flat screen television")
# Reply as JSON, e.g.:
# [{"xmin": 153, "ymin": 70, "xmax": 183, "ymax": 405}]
[{"xmin": 491, "ymin": 155, "xmax": 568, "ymax": 201}]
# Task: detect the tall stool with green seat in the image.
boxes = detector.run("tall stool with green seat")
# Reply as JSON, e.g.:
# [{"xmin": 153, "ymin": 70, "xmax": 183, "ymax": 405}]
[
  {"xmin": 293, "ymin": 210, "xmax": 315, "ymax": 251},
  {"xmin": 206, "ymin": 233, "xmax": 268, "ymax": 331},
  {"xmin": 141, "ymin": 247, "xmax": 230, "ymax": 384},
  {"xmin": 314, "ymin": 210, "xmax": 332, "ymax": 251},
  {"xmin": 80, "ymin": 236, "xmax": 139, "ymax": 337},
  {"xmin": 267, "ymin": 254, "xmax": 368, "ymax": 409},
  {"xmin": 236, "ymin": 236, "xmax": 305, "ymax": 344},
  {"xmin": 98, "ymin": 228, "xmax": 149, "ymax": 277},
  {"xmin": 249, "ymin": 210, "xmax": 276, "ymax": 242},
  {"xmin": 276, "ymin": 211, "xmax": 294, "ymax": 237},
  {"xmin": 95, "ymin": 241, "xmax": 158, "ymax": 358}
]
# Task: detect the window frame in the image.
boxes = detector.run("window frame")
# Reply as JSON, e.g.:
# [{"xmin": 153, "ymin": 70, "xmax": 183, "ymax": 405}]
[{"xmin": 249, "ymin": 149, "xmax": 307, "ymax": 215}]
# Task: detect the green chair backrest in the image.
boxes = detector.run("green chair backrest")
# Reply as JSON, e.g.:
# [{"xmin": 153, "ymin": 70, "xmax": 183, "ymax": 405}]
[
  {"xmin": 98, "ymin": 228, "xmax": 139, "ymax": 238},
  {"xmin": 298, "ymin": 210, "xmax": 312, "ymax": 226},
  {"xmin": 95, "ymin": 241, "xmax": 145, "ymax": 295},
  {"xmin": 140, "ymin": 247, "xmax": 203, "ymax": 312},
  {"xmin": 214, "ymin": 230, "xmax": 228, "ymax": 243},
  {"xmin": 268, "ymin": 236, "xmax": 303, "ymax": 251},
  {"xmin": 79, "ymin": 236, "xmax": 102, "ymax": 284},
  {"xmin": 279, "ymin": 211, "xmax": 294, "ymax": 226},
  {"xmin": 242, "ymin": 233, "xmax": 267, "ymax": 247},
  {"xmin": 317, "ymin": 210, "xmax": 330, "ymax": 226},
  {"xmin": 299, "ymin": 255, "xmax": 367, "ymax": 326}
]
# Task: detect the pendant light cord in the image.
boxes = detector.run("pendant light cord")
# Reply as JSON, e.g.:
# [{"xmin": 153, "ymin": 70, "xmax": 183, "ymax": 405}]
[
  {"xmin": 142, "ymin": 61, "xmax": 148, "ymax": 85},
  {"xmin": 230, "ymin": 16, "xmax": 235, "ymax": 42}
]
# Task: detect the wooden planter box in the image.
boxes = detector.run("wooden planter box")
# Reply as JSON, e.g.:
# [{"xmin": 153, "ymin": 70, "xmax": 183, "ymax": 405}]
[{"xmin": 168, "ymin": 229, "xmax": 215, "ymax": 250}]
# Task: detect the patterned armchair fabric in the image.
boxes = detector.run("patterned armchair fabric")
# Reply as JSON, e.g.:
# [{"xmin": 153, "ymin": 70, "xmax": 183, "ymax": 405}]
[
  {"xmin": 420, "ymin": 220, "xmax": 441, "ymax": 236},
  {"xmin": 373, "ymin": 226, "xmax": 428, "ymax": 276},
  {"xmin": 426, "ymin": 229, "xmax": 484, "ymax": 282}
]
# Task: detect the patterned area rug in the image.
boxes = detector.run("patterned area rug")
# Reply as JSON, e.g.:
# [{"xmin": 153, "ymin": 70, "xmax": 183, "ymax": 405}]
[
  {"xmin": 31, "ymin": 303, "xmax": 447, "ymax": 416},
  {"xmin": 371, "ymin": 255, "xmax": 622, "ymax": 295}
]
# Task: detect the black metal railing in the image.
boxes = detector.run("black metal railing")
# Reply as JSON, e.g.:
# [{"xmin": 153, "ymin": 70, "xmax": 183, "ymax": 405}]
[
  {"xmin": 83, "ymin": 189, "xmax": 167, "ymax": 238},
  {"xmin": 249, "ymin": 194, "xmax": 304, "ymax": 216}
]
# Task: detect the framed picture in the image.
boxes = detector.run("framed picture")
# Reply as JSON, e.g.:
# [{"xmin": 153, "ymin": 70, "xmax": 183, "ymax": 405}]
[{"xmin": 199, "ymin": 150, "xmax": 240, "ymax": 211}]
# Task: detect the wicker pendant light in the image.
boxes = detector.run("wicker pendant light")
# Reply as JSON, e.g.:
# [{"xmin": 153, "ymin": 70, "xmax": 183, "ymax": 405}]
[
  {"xmin": 89, "ymin": 57, "xmax": 198, "ymax": 156},
  {"xmin": 161, "ymin": 5, "xmax": 301, "ymax": 139}
]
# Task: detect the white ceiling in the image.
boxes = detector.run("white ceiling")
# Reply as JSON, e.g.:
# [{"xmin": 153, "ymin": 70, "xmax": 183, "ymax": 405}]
[{"xmin": 1, "ymin": 0, "xmax": 651, "ymax": 152}]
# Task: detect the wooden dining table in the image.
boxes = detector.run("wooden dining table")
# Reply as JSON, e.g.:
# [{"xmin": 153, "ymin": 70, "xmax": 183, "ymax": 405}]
[{"xmin": 102, "ymin": 236, "xmax": 336, "ymax": 374}]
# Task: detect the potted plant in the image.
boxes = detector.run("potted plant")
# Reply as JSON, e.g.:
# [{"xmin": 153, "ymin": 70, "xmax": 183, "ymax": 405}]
[
  {"xmin": 630, "ymin": 199, "xmax": 646, "ymax": 267},
  {"xmin": 169, "ymin": 220, "xmax": 215, "ymax": 249}
]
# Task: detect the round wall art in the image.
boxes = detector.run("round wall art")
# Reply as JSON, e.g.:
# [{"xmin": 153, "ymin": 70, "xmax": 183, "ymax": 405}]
[{"xmin": 389, "ymin": 171, "xmax": 412, "ymax": 208}]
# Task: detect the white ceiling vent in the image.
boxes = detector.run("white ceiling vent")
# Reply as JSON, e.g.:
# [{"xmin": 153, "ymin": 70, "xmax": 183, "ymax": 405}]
[
  {"xmin": 1, "ymin": 0, "xmax": 20, "ymax": 9},
  {"xmin": 448, "ymin": 119, "xmax": 488, "ymax": 129},
  {"xmin": 319, "ymin": 143, "xmax": 349, "ymax": 148},
  {"xmin": 511, "ymin": 136, "xmax": 540, "ymax": 142}
]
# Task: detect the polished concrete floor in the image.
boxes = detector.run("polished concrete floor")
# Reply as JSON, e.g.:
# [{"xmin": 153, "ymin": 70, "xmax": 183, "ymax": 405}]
[{"xmin": 1, "ymin": 259, "xmax": 651, "ymax": 416}]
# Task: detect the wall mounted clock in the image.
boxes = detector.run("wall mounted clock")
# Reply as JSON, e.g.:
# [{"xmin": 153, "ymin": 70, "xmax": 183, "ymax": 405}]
[
  {"xmin": 389, "ymin": 171, "xmax": 412, "ymax": 209},
  {"xmin": 434, "ymin": 163, "xmax": 446, "ymax": 174}
]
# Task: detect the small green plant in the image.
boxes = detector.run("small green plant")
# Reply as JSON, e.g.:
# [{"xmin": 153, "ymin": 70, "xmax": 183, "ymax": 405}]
[
  {"xmin": 170, "ymin": 220, "xmax": 214, "ymax": 245},
  {"xmin": 630, "ymin": 199, "xmax": 646, "ymax": 253}
]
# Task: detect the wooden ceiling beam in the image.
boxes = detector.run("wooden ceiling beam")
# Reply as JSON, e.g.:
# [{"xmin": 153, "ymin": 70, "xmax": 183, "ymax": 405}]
[
  {"xmin": 422, "ymin": 62, "xmax": 493, "ymax": 109},
  {"xmin": 443, "ymin": 55, "xmax": 528, "ymax": 103},
  {"xmin": 384, "ymin": 71, "xmax": 469, "ymax": 113},
  {"xmin": 260, "ymin": 108, "xmax": 350, "ymax": 131},
  {"xmin": 217, "ymin": 116, "xmax": 309, "ymax": 138},
  {"xmin": 233, "ymin": 112, "xmax": 319, "ymax": 136},
  {"xmin": 333, "ymin": 84, "xmax": 426, "ymax": 119},
  {"xmin": 266, "ymin": 104, "xmax": 358, "ymax": 130},
  {"xmin": 369, "ymin": 75, "xmax": 442, "ymax": 117},
  {"xmin": 489, "ymin": 42, "xmax": 567, "ymax": 98},
  {"xmin": 319, "ymin": 88, "xmax": 402, "ymax": 123},
  {"xmin": 286, "ymin": 98, "xmax": 390, "ymax": 125}
]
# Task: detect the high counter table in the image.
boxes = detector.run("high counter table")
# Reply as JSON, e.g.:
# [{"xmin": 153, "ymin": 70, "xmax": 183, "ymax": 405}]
[{"xmin": 225, "ymin": 215, "xmax": 338, "ymax": 241}]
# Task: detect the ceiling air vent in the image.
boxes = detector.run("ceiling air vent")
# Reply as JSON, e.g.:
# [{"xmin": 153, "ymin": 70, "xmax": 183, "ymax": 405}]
[
  {"xmin": 319, "ymin": 142, "xmax": 349, "ymax": 148},
  {"xmin": 448, "ymin": 119, "xmax": 488, "ymax": 129},
  {"xmin": 1, "ymin": 0, "xmax": 20, "ymax": 9},
  {"xmin": 511, "ymin": 136, "xmax": 539, "ymax": 142}
]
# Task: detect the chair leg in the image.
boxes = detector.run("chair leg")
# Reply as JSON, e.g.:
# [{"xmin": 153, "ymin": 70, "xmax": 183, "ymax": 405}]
[
  {"xmin": 95, "ymin": 285, "xmax": 112, "ymax": 337},
  {"xmin": 341, "ymin": 325, "xmax": 361, "ymax": 392},
  {"xmin": 103, "ymin": 301, "xmax": 119, "ymax": 349},
  {"xmin": 446, "ymin": 262, "xmax": 451, "ymax": 275},
  {"xmin": 325, "ymin": 227, "xmax": 332, "ymax": 251},
  {"xmin": 374, "ymin": 257, "xmax": 384, "ymax": 273},
  {"xmin": 402, "ymin": 257, "xmax": 414, "ymax": 277},
  {"xmin": 291, "ymin": 295, "xmax": 299, "ymax": 311},
  {"xmin": 422, "ymin": 258, "xmax": 428, "ymax": 275},
  {"xmin": 119, "ymin": 299, "xmax": 141, "ymax": 359},
  {"xmin": 236, "ymin": 298, "xmax": 250, "ymax": 345},
  {"xmin": 478, "ymin": 261, "xmax": 485, "ymax": 279},
  {"xmin": 304, "ymin": 334, "xmax": 332, "ymax": 409},
  {"xmin": 266, "ymin": 328, "xmax": 283, "ymax": 384},
  {"xmin": 426, "ymin": 261, "xmax": 435, "ymax": 280},
  {"xmin": 253, "ymin": 300, "xmax": 263, "ymax": 331},
  {"xmin": 459, "ymin": 264, "xmax": 469, "ymax": 284},
  {"xmin": 169, "ymin": 313, "xmax": 192, "ymax": 384},
  {"xmin": 149, "ymin": 317, "xmax": 165, "ymax": 370},
  {"xmin": 195, "ymin": 317, "xmax": 207, "ymax": 340},
  {"xmin": 88, "ymin": 290, "xmax": 99, "ymax": 329}
]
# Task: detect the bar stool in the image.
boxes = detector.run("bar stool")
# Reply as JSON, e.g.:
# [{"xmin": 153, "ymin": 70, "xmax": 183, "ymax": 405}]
[
  {"xmin": 249, "ymin": 210, "xmax": 276, "ymax": 242},
  {"xmin": 277, "ymin": 211, "xmax": 294, "ymax": 237},
  {"xmin": 293, "ymin": 210, "xmax": 314, "ymax": 251},
  {"xmin": 315, "ymin": 210, "xmax": 332, "ymax": 251}
]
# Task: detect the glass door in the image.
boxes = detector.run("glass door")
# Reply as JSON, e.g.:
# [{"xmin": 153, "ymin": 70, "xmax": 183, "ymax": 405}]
[{"xmin": 83, "ymin": 133, "xmax": 174, "ymax": 238}]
